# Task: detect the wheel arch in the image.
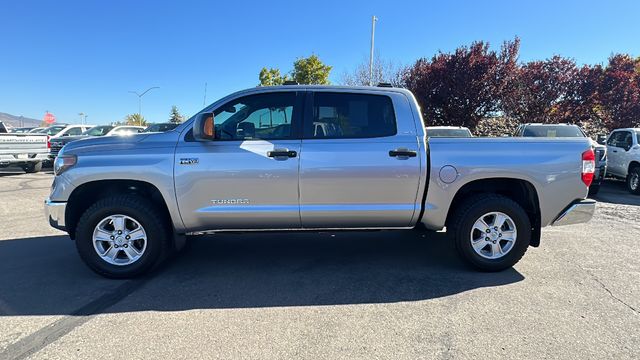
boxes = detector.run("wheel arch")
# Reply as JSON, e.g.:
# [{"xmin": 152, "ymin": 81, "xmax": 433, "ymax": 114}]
[
  {"xmin": 445, "ymin": 177, "xmax": 542, "ymax": 247},
  {"xmin": 65, "ymin": 180, "xmax": 174, "ymax": 241}
]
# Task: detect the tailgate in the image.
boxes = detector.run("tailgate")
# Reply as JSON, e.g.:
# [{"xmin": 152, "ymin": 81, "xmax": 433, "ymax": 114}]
[{"xmin": 0, "ymin": 134, "xmax": 49, "ymax": 155}]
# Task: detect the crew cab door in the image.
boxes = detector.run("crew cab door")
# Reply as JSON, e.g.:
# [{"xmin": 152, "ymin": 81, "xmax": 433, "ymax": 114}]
[
  {"xmin": 174, "ymin": 91, "xmax": 303, "ymax": 231},
  {"xmin": 298, "ymin": 90, "xmax": 422, "ymax": 228}
]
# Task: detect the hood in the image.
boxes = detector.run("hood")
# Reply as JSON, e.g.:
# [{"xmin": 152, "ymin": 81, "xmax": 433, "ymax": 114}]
[{"xmin": 63, "ymin": 133, "xmax": 150, "ymax": 153}]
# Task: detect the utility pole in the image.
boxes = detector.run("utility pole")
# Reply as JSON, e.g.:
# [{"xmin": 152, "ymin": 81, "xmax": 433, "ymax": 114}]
[
  {"xmin": 203, "ymin": 82, "xmax": 208, "ymax": 107},
  {"xmin": 128, "ymin": 87, "xmax": 159, "ymax": 125},
  {"xmin": 369, "ymin": 15, "xmax": 378, "ymax": 86}
]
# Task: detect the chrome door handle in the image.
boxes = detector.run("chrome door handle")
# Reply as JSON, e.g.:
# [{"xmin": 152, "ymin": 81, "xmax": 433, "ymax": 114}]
[
  {"xmin": 389, "ymin": 149, "xmax": 417, "ymax": 158},
  {"xmin": 267, "ymin": 149, "xmax": 297, "ymax": 158}
]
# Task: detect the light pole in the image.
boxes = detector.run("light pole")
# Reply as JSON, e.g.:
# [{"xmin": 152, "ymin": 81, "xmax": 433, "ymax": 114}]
[
  {"xmin": 128, "ymin": 86, "xmax": 159, "ymax": 125},
  {"xmin": 78, "ymin": 112, "xmax": 87, "ymax": 125},
  {"xmin": 369, "ymin": 15, "xmax": 378, "ymax": 86}
]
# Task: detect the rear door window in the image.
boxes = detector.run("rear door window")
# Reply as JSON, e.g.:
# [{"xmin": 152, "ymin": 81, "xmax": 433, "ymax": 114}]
[{"xmin": 304, "ymin": 92, "xmax": 396, "ymax": 139}]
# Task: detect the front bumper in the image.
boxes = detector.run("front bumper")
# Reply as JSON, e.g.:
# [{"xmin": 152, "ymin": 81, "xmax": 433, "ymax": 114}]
[
  {"xmin": 551, "ymin": 199, "xmax": 596, "ymax": 226},
  {"xmin": 44, "ymin": 198, "xmax": 67, "ymax": 231}
]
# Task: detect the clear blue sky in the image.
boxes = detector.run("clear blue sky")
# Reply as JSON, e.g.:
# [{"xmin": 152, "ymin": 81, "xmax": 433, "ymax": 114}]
[{"xmin": 1, "ymin": 0, "xmax": 638, "ymax": 125}]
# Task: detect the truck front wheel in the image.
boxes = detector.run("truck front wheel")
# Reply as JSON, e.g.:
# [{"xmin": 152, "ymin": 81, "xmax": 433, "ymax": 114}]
[
  {"xmin": 627, "ymin": 167, "xmax": 640, "ymax": 195},
  {"xmin": 75, "ymin": 195, "xmax": 171, "ymax": 278},
  {"xmin": 449, "ymin": 194, "xmax": 531, "ymax": 272}
]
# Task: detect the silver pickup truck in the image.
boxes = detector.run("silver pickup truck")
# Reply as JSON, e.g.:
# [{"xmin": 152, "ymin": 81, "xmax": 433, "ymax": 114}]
[
  {"xmin": 0, "ymin": 121, "xmax": 49, "ymax": 173},
  {"xmin": 45, "ymin": 86, "xmax": 597, "ymax": 278}
]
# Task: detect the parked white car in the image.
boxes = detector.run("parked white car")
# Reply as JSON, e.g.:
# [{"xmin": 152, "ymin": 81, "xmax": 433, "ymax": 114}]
[
  {"xmin": 606, "ymin": 128, "xmax": 640, "ymax": 194},
  {"xmin": 49, "ymin": 125, "xmax": 146, "ymax": 159},
  {"xmin": 38, "ymin": 124, "xmax": 93, "ymax": 138}
]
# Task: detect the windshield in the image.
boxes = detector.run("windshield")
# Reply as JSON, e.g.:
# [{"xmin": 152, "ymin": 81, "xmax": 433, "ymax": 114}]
[
  {"xmin": 522, "ymin": 125, "xmax": 584, "ymax": 137},
  {"xmin": 427, "ymin": 128, "xmax": 472, "ymax": 137},
  {"xmin": 42, "ymin": 126, "xmax": 66, "ymax": 136},
  {"xmin": 83, "ymin": 125, "xmax": 114, "ymax": 136}
]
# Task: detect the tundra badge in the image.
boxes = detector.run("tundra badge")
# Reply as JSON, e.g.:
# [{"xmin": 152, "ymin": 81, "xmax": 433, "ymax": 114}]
[{"xmin": 180, "ymin": 158, "xmax": 199, "ymax": 165}]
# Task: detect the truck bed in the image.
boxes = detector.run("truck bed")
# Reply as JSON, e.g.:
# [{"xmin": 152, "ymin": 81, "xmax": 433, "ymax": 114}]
[{"xmin": 421, "ymin": 137, "xmax": 593, "ymax": 230}]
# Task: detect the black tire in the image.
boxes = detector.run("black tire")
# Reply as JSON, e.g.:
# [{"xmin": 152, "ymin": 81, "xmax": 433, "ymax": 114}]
[
  {"xmin": 588, "ymin": 184, "xmax": 600, "ymax": 196},
  {"xmin": 22, "ymin": 161, "xmax": 42, "ymax": 173},
  {"xmin": 449, "ymin": 194, "xmax": 531, "ymax": 272},
  {"xmin": 75, "ymin": 195, "xmax": 171, "ymax": 278},
  {"xmin": 627, "ymin": 167, "xmax": 640, "ymax": 195}
]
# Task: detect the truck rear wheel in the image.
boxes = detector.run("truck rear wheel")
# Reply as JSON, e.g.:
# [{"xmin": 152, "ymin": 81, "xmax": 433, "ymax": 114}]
[
  {"xmin": 449, "ymin": 194, "xmax": 531, "ymax": 272},
  {"xmin": 627, "ymin": 167, "xmax": 640, "ymax": 195},
  {"xmin": 75, "ymin": 195, "xmax": 171, "ymax": 278},
  {"xmin": 22, "ymin": 161, "xmax": 42, "ymax": 173}
]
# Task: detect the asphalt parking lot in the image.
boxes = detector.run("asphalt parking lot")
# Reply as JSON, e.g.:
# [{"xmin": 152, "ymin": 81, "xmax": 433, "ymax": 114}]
[{"xmin": 0, "ymin": 170, "xmax": 639, "ymax": 359}]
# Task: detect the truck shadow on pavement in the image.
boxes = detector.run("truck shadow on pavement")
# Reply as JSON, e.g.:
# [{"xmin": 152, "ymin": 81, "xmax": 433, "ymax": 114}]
[{"xmin": 0, "ymin": 230, "xmax": 524, "ymax": 316}]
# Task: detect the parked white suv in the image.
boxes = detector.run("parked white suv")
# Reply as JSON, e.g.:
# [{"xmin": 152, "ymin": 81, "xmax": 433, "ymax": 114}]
[{"xmin": 606, "ymin": 128, "xmax": 640, "ymax": 194}]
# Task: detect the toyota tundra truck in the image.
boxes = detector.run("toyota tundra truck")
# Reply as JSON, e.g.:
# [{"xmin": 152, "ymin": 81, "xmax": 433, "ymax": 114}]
[{"xmin": 45, "ymin": 85, "xmax": 597, "ymax": 278}]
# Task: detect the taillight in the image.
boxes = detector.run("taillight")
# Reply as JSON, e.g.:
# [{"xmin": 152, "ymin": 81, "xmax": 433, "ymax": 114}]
[
  {"xmin": 582, "ymin": 149, "xmax": 595, "ymax": 187},
  {"xmin": 47, "ymin": 135, "xmax": 51, "ymax": 149}
]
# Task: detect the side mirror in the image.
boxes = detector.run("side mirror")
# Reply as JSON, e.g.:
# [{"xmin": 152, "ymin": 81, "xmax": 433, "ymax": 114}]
[
  {"xmin": 596, "ymin": 134, "xmax": 607, "ymax": 145},
  {"xmin": 193, "ymin": 112, "xmax": 215, "ymax": 141}
]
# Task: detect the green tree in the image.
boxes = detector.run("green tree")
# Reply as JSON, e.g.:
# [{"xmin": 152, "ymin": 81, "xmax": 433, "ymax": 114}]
[
  {"xmin": 259, "ymin": 67, "xmax": 289, "ymax": 86},
  {"xmin": 124, "ymin": 113, "xmax": 147, "ymax": 126},
  {"xmin": 291, "ymin": 54, "xmax": 332, "ymax": 85},
  {"xmin": 169, "ymin": 105, "xmax": 184, "ymax": 124},
  {"xmin": 258, "ymin": 54, "xmax": 332, "ymax": 86}
]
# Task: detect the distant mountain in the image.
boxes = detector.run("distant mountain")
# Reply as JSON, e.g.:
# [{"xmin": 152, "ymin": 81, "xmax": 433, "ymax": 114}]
[{"xmin": 0, "ymin": 112, "xmax": 41, "ymax": 128}]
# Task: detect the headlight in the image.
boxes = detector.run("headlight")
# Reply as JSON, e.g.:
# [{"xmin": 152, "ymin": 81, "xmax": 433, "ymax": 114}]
[{"xmin": 54, "ymin": 154, "xmax": 77, "ymax": 176}]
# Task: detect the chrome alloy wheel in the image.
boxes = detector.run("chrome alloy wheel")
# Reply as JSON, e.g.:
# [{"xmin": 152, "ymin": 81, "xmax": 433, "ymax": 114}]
[
  {"xmin": 92, "ymin": 214, "xmax": 147, "ymax": 266},
  {"xmin": 470, "ymin": 212, "xmax": 517, "ymax": 260}
]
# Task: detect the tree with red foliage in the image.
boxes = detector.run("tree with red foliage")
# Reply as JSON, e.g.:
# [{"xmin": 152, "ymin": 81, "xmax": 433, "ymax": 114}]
[
  {"xmin": 598, "ymin": 54, "xmax": 640, "ymax": 129},
  {"xmin": 501, "ymin": 56, "xmax": 580, "ymax": 124},
  {"xmin": 556, "ymin": 64, "xmax": 606, "ymax": 135},
  {"xmin": 403, "ymin": 38, "xmax": 519, "ymax": 130}
]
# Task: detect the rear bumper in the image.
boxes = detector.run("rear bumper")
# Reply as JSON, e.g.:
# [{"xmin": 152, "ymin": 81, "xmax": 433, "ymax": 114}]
[
  {"xmin": 44, "ymin": 198, "xmax": 67, "ymax": 231},
  {"xmin": 0, "ymin": 154, "xmax": 48, "ymax": 166},
  {"xmin": 551, "ymin": 199, "xmax": 596, "ymax": 226}
]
